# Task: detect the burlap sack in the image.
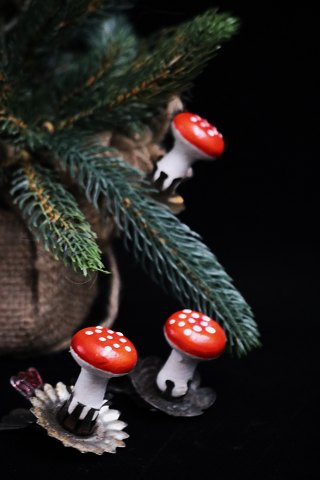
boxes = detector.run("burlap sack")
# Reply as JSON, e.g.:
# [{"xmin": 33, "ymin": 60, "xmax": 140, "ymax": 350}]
[
  {"xmin": 0, "ymin": 96, "xmax": 183, "ymax": 355},
  {"xmin": 0, "ymin": 196, "xmax": 118, "ymax": 355}
]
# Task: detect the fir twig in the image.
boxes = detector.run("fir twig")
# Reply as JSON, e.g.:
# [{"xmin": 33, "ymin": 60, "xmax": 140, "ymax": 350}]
[
  {"xmin": 55, "ymin": 139, "xmax": 260, "ymax": 356},
  {"xmin": 6, "ymin": 1, "xmax": 135, "ymax": 92},
  {"xmin": 0, "ymin": 106, "xmax": 53, "ymax": 150},
  {"xmin": 8, "ymin": 1, "xmax": 106, "ymax": 64},
  {"xmin": 57, "ymin": 9, "xmax": 239, "ymax": 130},
  {"xmin": 9, "ymin": 154, "xmax": 106, "ymax": 275},
  {"xmin": 54, "ymin": 16, "xmax": 138, "ymax": 118}
]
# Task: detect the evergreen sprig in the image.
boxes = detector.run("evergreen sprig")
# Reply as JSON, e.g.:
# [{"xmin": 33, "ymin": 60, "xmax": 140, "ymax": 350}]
[
  {"xmin": 54, "ymin": 138, "xmax": 260, "ymax": 356},
  {"xmin": 55, "ymin": 16, "xmax": 138, "ymax": 120},
  {"xmin": 57, "ymin": 9, "xmax": 239, "ymax": 131},
  {"xmin": 7, "ymin": 0, "xmax": 134, "ymax": 74},
  {"xmin": 10, "ymin": 158, "xmax": 106, "ymax": 275},
  {"xmin": 0, "ymin": 2, "xmax": 260, "ymax": 355}
]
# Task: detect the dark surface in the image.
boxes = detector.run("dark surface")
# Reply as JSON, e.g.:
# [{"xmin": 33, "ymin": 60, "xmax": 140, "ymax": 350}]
[
  {"xmin": 0, "ymin": 1, "xmax": 317, "ymax": 479},
  {"xmin": 130, "ymin": 356, "xmax": 217, "ymax": 416}
]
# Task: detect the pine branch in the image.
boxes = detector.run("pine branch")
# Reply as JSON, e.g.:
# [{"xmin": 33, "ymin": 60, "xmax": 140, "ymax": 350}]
[
  {"xmin": 0, "ymin": 111, "xmax": 51, "ymax": 150},
  {"xmin": 6, "ymin": 0, "xmax": 135, "ymax": 99},
  {"xmin": 54, "ymin": 16, "xmax": 138, "ymax": 120},
  {"xmin": 57, "ymin": 9, "xmax": 239, "ymax": 131},
  {"xmin": 4, "ymin": 12, "xmax": 137, "ymax": 126},
  {"xmin": 9, "ymin": 155, "xmax": 106, "ymax": 275},
  {"xmin": 54, "ymin": 138, "xmax": 260, "ymax": 356},
  {"xmin": 7, "ymin": 0, "xmax": 67, "ymax": 73},
  {"xmin": 7, "ymin": 1, "xmax": 128, "ymax": 65}
]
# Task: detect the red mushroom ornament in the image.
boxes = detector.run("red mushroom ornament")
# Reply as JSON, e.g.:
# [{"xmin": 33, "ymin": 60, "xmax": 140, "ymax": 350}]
[
  {"xmin": 156, "ymin": 310, "xmax": 226, "ymax": 398},
  {"xmin": 59, "ymin": 326, "xmax": 137, "ymax": 436},
  {"xmin": 153, "ymin": 112, "xmax": 225, "ymax": 191}
]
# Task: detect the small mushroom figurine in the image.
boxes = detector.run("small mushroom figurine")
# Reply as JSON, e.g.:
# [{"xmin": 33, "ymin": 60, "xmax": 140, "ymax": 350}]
[
  {"xmin": 153, "ymin": 112, "xmax": 225, "ymax": 191},
  {"xmin": 58, "ymin": 326, "xmax": 137, "ymax": 436},
  {"xmin": 156, "ymin": 309, "xmax": 227, "ymax": 398}
]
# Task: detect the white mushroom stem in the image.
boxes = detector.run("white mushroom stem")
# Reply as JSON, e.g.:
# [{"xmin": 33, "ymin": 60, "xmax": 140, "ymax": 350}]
[
  {"xmin": 156, "ymin": 349, "xmax": 199, "ymax": 397},
  {"xmin": 68, "ymin": 367, "xmax": 109, "ymax": 419},
  {"xmin": 153, "ymin": 129, "xmax": 211, "ymax": 191}
]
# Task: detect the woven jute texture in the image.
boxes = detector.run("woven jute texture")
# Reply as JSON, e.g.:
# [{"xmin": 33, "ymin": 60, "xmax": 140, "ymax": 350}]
[
  {"xmin": 0, "ymin": 199, "xmax": 116, "ymax": 356},
  {"xmin": 0, "ymin": 97, "xmax": 183, "ymax": 356}
]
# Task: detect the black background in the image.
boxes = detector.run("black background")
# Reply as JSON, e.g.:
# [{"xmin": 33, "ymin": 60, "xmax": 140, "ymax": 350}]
[{"xmin": 0, "ymin": 1, "xmax": 318, "ymax": 479}]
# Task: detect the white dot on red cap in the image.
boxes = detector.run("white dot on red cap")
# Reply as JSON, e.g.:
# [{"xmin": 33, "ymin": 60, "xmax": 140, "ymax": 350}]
[
  {"xmin": 169, "ymin": 319, "xmax": 176, "ymax": 324},
  {"xmin": 183, "ymin": 309, "xmax": 192, "ymax": 313},
  {"xmin": 208, "ymin": 129, "xmax": 217, "ymax": 136},
  {"xmin": 99, "ymin": 337, "xmax": 106, "ymax": 342},
  {"xmin": 107, "ymin": 329, "xmax": 114, "ymax": 334},
  {"xmin": 104, "ymin": 345, "xmax": 112, "ymax": 353},
  {"xmin": 179, "ymin": 314, "xmax": 187, "ymax": 319},
  {"xmin": 120, "ymin": 338, "xmax": 127, "ymax": 343},
  {"xmin": 206, "ymin": 326, "xmax": 216, "ymax": 334},
  {"xmin": 125, "ymin": 346, "xmax": 132, "ymax": 352},
  {"xmin": 194, "ymin": 125, "xmax": 206, "ymax": 138},
  {"xmin": 113, "ymin": 343, "xmax": 120, "ymax": 348},
  {"xmin": 116, "ymin": 332, "xmax": 123, "ymax": 336},
  {"xmin": 184, "ymin": 329, "xmax": 192, "ymax": 336},
  {"xmin": 200, "ymin": 121, "xmax": 208, "ymax": 127},
  {"xmin": 85, "ymin": 330, "xmax": 94, "ymax": 335},
  {"xmin": 202, "ymin": 315, "xmax": 210, "ymax": 321},
  {"xmin": 178, "ymin": 321, "xmax": 186, "ymax": 327},
  {"xmin": 96, "ymin": 325, "xmax": 103, "ymax": 328},
  {"xmin": 200, "ymin": 321, "xmax": 208, "ymax": 327},
  {"xmin": 193, "ymin": 325, "xmax": 202, "ymax": 332},
  {"xmin": 107, "ymin": 335, "xmax": 113, "ymax": 340},
  {"xmin": 191, "ymin": 313, "xmax": 200, "ymax": 318},
  {"xmin": 190, "ymin": 116, "xmax": 198, "ymax": 122},
  {"xmin": 95, "ymin": 329, "xmax": 102, "ymax": 333},
  {"xmin": 188, "ymin": 319, "xmax": 196, "ymax": 324}
]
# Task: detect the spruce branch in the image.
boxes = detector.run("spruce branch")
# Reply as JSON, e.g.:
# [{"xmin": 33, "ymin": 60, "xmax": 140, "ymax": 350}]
[
  {"xmin": 57, "ymin": 9, "xmax": 239, "ymax": 130},
  {"xmin": 55, "ymin": 16, "xmax": 138, "ymax": 119},
  {"xmin": 7, "ymin": 1, "xmax": 130, "ymax": 62},
  {"xmin": 9, "ymin": 155, "xmax": 106, "ymax": 275},
  {"xmin": 54, "ymin": 138, "xmax": 260, "ymax": 356},
  {"xmin": 0, "ymin": 111, "xmax": 51, "ymax": 150},
  {"xmin": 7, "ymin": 0, "xmax": 67, "ymax": 72},
  {"xmin": 6, "ymin": 0, "xmax": 136, "ymax": 94}
]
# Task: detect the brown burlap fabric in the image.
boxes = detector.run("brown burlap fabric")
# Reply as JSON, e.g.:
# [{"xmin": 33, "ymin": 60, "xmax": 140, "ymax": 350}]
[
  {"xmin": 0, "ymin": 97, "xmax": 183, "ymax": 355},
  {"xmin": 0, "ymin": 196, "xmax": 117, "ymax": 355}
]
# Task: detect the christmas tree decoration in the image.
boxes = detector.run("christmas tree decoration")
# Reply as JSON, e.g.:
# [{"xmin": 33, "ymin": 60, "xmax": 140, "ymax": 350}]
[
  {"xmin": 10, "ymin": 367, "xmax": 44, "ymax": 399},
  {"xmin": 58, "ymin": 326, "xmax": 137, "ymax": 436},
  {"xmin": 156, "ymin": 309, "xmax": 226, "ymax": 397},
  {"xmin": 153, "ymin": 112, "xmax": 225, "ymax": 192},
  {"xmin": 130, "ymin": 309, "xmax": 226, "ymax": 417},
  {"xmin": 6, "ymin": 326, "xmax": 138, "ymax": 454},
  {"xmin": 0, "ymin": 2, "xmax": 260, "ymax": 358}
]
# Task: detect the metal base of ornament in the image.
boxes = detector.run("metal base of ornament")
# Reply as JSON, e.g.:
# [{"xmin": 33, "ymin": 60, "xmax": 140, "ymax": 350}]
[
  {"xmin": 29, "ymin": 382, "xmax": 129, "ymax": 454},
  {"xmin": 0, "ymin": 408, "xmax": 35, "ymax": 431},
  {"xmin": 129, "ymin": 357, "xmax": 217, "ymax": 417}
]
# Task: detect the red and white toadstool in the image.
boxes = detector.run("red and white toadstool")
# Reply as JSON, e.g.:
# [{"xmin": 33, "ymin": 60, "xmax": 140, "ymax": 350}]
[
  {"xmin": 59, "ymin": 326, "xmax": 137, "ymax": 435},
  {"xmin": 153, "ymin": 112, "xmax": 225, "ymax": 191},
  {"xmin": 156, "ymin": 310, "xmax": 227, "ymax": 398}
]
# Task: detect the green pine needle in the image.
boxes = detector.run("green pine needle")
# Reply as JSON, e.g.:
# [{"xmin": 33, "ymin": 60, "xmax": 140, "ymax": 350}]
[
  {"xmin": 56, "ymin": 9, "xmax": 239, "ymax": 130},
  {"xmin": 55, "ymin": 138, "xmax": 260, "ymax": 356},
  {"xmin": 9, "ymin": 159, "xmax": 107, "ymax": 276}
]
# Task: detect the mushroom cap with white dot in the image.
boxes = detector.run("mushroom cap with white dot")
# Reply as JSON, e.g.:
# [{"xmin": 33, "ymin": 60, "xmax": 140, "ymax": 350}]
[
  {"xmin": 164, "ymin": 310, "xmax": 227, "ymax": 360},
  {"xmin": 70, "ymin": 326, "xmax": 138, "ymax": 375},
  {"xmin": 172, "ymin": 112, "xmax": 225, "ymax": 158}
]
